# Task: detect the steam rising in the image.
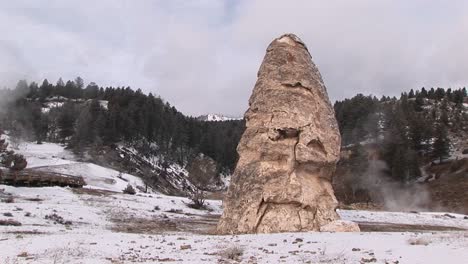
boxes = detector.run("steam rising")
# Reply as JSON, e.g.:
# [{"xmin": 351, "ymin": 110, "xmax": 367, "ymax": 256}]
[{"xmin": 363, "ymin": 160, "xmax": 433, "ymax": 212}]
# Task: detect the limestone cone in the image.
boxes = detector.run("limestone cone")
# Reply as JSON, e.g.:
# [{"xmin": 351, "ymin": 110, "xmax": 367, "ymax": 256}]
[{"xmin": 217, "ymin": 34, "xmax": 344, "ymax": 234}]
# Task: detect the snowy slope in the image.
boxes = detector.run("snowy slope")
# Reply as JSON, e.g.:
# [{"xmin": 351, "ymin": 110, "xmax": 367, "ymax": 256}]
[
  {"xmin": 37, "ymin": 163, "xmax": 148, "ymax": 193},
  {"xmin": 16, "ymin": 141, "xmax": 76, "ymax": 168},
  {"xmin": 11, "ymin": 140, "xmax": 149, "ymax": 194}
]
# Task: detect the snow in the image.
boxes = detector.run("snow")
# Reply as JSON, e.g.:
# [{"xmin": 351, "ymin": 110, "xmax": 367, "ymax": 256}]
[
  {"xmin": 41, "ymin": 101, "xmax": 64, "ymax": 113},
  {"xmin": 12, "ymin": 140, "xmax": 149, "ymax": 193},
  {"xmin": 98, "ymin": 100, "xmax": 108, "ymax": 110},
  {"xmin": 1, "ymin": 139, "xmax": 468, "ymax": 263},
  {"xmin": 116, "ymin": 145, "xmax": 195, "ymax": 193},
  {"xmin": 339, "ymin": 209, "xmax": 468, "ymax": 230},
  {"xmin": 40, "ymin": 163, "xmax": 147, "ymax": 193},
  {"xmin": 1, "ymin": 184, "xmax": 467, "ymax": 263},
  {"xmin": 15, "ymin": 141, "xmax": 76, "ymax": 168},
  {"xmin": 45, "ymin": 96, "xmax": 67, "ymax": 102}
]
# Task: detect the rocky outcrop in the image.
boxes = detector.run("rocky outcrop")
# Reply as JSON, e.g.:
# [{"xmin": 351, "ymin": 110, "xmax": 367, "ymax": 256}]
[{"xmin": 217, "ymin": 34, "xmax": 350, "ymax": 234}]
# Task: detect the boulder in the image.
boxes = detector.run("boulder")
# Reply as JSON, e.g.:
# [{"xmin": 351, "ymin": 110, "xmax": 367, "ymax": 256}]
[{"xmin": 217, "ymin": 34, "xmax": 346, "ymax": 234}]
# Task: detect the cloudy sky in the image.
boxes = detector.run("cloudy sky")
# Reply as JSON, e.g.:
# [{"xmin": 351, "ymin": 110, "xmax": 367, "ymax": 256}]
[{"xmin": 1, "ymin": 0, "xmax": 468, "ymax": 116}]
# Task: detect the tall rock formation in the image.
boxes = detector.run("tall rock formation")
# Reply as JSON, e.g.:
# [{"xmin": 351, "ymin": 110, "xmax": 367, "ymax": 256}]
[{"xmin": 217, "ymin": 34, "xmax": 349, "ymax": 234}]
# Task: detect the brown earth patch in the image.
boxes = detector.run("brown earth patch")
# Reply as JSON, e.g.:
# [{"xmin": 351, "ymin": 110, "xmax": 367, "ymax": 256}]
[
  {"xmin": 358, "ymin": 222, "xmax": 466, "ymax": 232},
  {"xmin": 110, "ymin": 214, "xmax": 221, "ymax": 235}
]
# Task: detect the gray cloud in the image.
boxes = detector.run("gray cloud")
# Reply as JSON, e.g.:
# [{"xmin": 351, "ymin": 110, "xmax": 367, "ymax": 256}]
[{"xmin": 1, "ymin": 0, "xmax": 468, "ymax": 116}]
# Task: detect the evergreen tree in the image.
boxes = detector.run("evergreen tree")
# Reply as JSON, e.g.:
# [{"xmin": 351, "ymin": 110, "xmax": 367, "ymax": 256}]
[
  {"xmin": 57, "ymin": 103, "xmax": 78, "ymax": 142},
  {"xmin": 440, "ymin": 99, "xmax": 449, "ymax": 126},
  {"xmin": 14, "ymin": 80, "xmax": 29, "ymax": 98},
  {"xmin": 420, "ymin": 87, "xmax": 428, "ymax": 97},
  {"xmin": 435, "ymin": 88, "xmax": 445, "ymax": 100},
  {"xmin": 75, "ymin": 77, "xmax": 84, "ymax": 89},
  {"xmin": 414, "ymin": 93, "xmax": 424, "ymax": 112},
  {"xmin": 432, "ymin": 124, "xmax": 450, "ymax": 163}
]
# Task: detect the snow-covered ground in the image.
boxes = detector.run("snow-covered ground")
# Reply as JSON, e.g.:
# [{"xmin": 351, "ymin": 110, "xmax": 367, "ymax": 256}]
[
  {"xmin": 39, "ymin": 163, "xmax": 148, "ymax": 193},
  {"xmin": 16, "ymin": 141, "xmax": 75, "ymax": 168},
  {"xmin": 1, "ymin": 140, "xmax": 468, "ymax": 263},
  {"xmin": 1, "ymin": 184, "xmax": 467, "ymax": 264},
  {"xmin": 11, "ymin": 141, "xmax": 146, "ymax": 193}
]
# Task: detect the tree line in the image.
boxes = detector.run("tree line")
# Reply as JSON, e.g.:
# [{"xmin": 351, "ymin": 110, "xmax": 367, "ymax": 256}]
[
  {"xmin": 1, "ymin": 78, "xmax": 466, "ymax": 182},
  {"xmin": 0, "ymin": 78, "xmax": 244, "ymax": 172}
]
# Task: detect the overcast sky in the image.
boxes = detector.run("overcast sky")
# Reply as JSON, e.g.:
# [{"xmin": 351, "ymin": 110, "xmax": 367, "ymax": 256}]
[{"xmin": 1, "ymin": 0, "xmax": 468, "ymax": 116}]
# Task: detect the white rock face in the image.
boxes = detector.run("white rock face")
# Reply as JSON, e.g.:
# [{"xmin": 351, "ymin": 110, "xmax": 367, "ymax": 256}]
[{"xmin": 217, "ymin": 34, "xmax": 349, "ymax": 234}]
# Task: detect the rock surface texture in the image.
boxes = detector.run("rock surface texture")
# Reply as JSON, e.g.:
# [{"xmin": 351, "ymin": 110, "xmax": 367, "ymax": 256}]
[{"xmin": 217, "ymin": 34, "xmax": 347, "ymax": 234}]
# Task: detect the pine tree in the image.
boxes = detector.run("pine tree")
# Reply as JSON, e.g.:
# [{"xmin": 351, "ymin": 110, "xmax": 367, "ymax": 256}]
[
  {"xmin": 440, "ymin": 99, "xmax": 449, "ymax": 126},
  {"xmin": 432, "ymin": 124, "xmax": 450, "ymax": 163},
  {"xmin": 414, "ymin": 92, "xmax": 425, "ymax": 112},
  {"xmin": 75, "ymin": 77, "xmax": 84, "ymax": 89},
  {"xmin": 435, "ymin": 88, "xmax": 445, "ymax": 100},
  {"xmin": 420, "ymin": 87, "xmax": 428, "ymax": 97},
  {"xmin": 14, "ymin": 80, "xmax": 29, "ymax": 98},
  {"xmin": 57, "ymin": 103, "xmax": 78, "ymax": 142}
]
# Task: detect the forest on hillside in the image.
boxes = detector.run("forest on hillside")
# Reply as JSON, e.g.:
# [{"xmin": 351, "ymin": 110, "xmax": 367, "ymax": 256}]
[
  {"xmin": 0, "ymin": 78, "xmax": 244, "ymax": 172},
  {"xmin": 334, "ymin": 87, "xmax": 467, "ymax": 182},
  {"xmin": 0, "ymin": 78, "xmax": 467, "ymax": 182}
]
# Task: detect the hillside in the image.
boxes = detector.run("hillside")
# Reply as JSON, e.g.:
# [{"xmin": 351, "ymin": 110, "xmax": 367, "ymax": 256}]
[
  {"xmin": 1, "ymin": 80, "xmax": 467, "ymax": 209},
  {"xmin": 0, "ymin": 79, "xmax": 244, "ymax": 195},
  {"xmin": 333, "ymin": 89, "xmax": 468, "ymax": 213}
]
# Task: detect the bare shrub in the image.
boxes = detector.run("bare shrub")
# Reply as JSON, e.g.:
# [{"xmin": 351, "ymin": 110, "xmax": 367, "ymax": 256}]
[
  {"xmin": 187, "ymin": 154, "xmax": 217, "ymax": 209},
  {"xmin": 299, "ymin": 247, "xmax": 347, "ymax": 264},
  {"xmin": 218, "ymin": 245, "xmax": 244, "ymax": 262},
  {"xmin": 408, "ymin": 237, "xmax": 431, "ymax": 246},
  {"xmin": 123, "ymin": 184, "xmax": 136, "ymax": 195},
  {"xmin": 188, "ymin": 189, "xmax": 206, "ymax": 209},
  {"xmin": 45, "ymin": 213, "xmax": 72, "ymax": 225}
]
